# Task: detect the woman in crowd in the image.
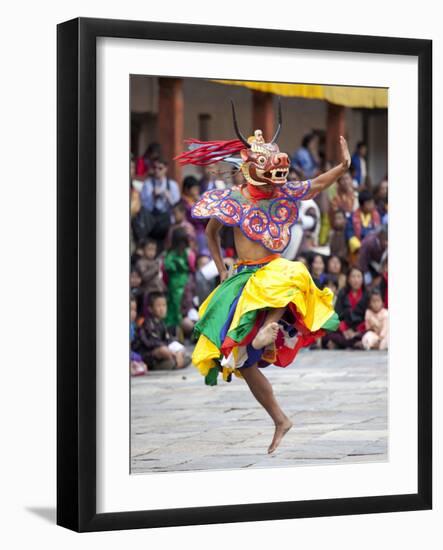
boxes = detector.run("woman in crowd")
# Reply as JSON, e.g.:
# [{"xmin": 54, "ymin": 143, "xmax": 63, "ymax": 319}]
[
  {"xmin": 309, "ymin": 254, "xmax": 327, "ymax": 289},
  {"xmin": 326, "ymin": 254, "xmax": 347, "ymax": 290},
  {"xmin": 322, "ymin": 266, "xmax": 369, "ymax": 349}
]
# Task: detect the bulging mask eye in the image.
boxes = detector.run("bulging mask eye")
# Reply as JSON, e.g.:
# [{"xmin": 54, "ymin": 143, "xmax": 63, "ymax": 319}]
[{"xmin": 257, "ymin": 155, "xmax": 266, "ymax": 167}]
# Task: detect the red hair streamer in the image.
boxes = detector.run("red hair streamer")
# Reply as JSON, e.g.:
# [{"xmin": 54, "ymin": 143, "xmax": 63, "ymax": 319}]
[{"xmin": 174, "ymin": 138, "xmax": 246, "ymax": 166}]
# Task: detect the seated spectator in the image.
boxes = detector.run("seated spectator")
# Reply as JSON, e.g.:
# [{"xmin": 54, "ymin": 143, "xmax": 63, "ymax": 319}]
[
  {"xmin": 130, "ymin": 296, "xmax": 148, "ymax": 376},
  {"xmin": 165, "ymin": 201, "xmax": 197, "ymax": 250},
  {"xmin": 329, "ymin": 171, "xmax": 358, "ymax": 220},
  {"xmin": 138, "ymin": 159, "xmax": 180, "ymax": 241},
  {"xmin": 322, "ymin": 267, "xmax": 369, "ymax": 350},
  {"xmin": 379, "ymin": 255, "xmax": 388, "ymax": 308},
  {"xmin": 133, "ymin": 292, "xmax": 190, "ymax": 370},
  {"xmin": 374, "ymin": 177, "xmax": 388, "ymax": 224},
  {"xmin": 324, "ymin": 274, "xmax": 339, "ymax": 304},
  {"xmin": 358, "ymin": 225, "xmax": 388, "ymax": 287},
  {"xmin": 130, "ymin": 297, "xmax": 138, "ymax": 344},
  {"xmin": 362, "ymin": 289, "xmax": 389, "ymax": 350},
  {"xmin": 308, "ymin": 253, "xmax": 327, "ymax": 349},
  {"xmin": 329, "ymin": 209, "xmax": 348, "ymax": 260},
  {"xmin": 135, "ymin": 238, "xmax": 165, "ymax": 298},
  {"xmin": 326, "ymin": 254, "xmax": 347, "ymax": 290},
  {"xmin": 163, "ymin": 227, "xmax": 196, "ymax": 333},
  {"xmin": 309, "ymin": 253, "xmax": 327, "ymax": 289},
  {"xmin": 346, "ymin": 190, "xmax": 381, "ymax": 255},
  {"xmin": 130, "ymin": 268, "xmax": 144, "ymax": 316}
]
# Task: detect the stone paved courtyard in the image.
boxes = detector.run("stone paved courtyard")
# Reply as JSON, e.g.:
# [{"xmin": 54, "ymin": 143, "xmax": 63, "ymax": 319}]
[{"xmin": 131, "ymin": 350, "xmax": 388, "ymax": 474}]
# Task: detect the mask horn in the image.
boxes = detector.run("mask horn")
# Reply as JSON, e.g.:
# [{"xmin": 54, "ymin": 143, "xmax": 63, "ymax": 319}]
[
  {"xmin": 230, "ymin": 100, "xmax": 251, "ymax": 148},
  {"xmin": 271, "ymin": 97, "xmax": 282, "ymax": 144}
]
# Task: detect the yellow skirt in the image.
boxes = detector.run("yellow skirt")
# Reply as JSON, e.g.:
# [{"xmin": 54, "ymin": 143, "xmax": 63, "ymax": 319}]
[{"xmin": 192, "ymin": 258, "xmax": 339, "ymax": 385}]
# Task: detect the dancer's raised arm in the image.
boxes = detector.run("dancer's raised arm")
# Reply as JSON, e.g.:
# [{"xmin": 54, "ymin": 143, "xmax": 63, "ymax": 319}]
[{"xmin": 306, "ymin": 136, "xmax": 351, "ymax": 198}]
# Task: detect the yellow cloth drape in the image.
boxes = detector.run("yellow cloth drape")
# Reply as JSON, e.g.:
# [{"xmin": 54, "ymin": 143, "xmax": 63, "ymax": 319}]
[{"xmin": 212, "ymin": 80, "xmax": 388, "ymax": 109}]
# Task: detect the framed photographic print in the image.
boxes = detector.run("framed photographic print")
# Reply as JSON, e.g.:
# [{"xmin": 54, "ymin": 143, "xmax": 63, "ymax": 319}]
[{"xmin": 57, "ymin": 17, "xmax": 432, "ymax": 532}]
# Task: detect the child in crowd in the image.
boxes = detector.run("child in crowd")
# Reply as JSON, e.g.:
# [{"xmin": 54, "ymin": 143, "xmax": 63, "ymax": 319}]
[
  {"xmin": 134, "ymin": 292, "xmax": 190, "ymax": 370},
  {"xmin": 163, "ymin": 227, "xmax": 196, "ymax": 333},
  {"xmin": 165, "ymin": 201, "xmax": 197, "ymax": 250},
  {"xmin": 329, "ymin": 209, "xmax": 348, "ymax": 260},
  {"xmin": 135, "ymin": 238, "xmax": 165, "ymax": 298},
  {"xmin": 362, "ymin": 289, "xmax": 389, "ymax": 350}
]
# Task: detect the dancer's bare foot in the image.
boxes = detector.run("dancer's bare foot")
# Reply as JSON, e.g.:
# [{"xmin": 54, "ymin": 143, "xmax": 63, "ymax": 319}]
[
  {"xmin": 268, "ymin": 417, "xmax": 293, "ymax": 454},
  {"xmin": 252, "ymin": 322, "xmax": 279, "ymax": 350}
]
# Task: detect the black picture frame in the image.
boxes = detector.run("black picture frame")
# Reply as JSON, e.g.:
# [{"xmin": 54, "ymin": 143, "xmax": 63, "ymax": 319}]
[{"xmin": 57, "ymin": 17, "xmax": 432, "ymax": 532}]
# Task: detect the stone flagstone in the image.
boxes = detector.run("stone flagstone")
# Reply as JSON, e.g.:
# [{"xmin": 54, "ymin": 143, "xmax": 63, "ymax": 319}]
[{"xmin": 131, "ymin": 350, "xmax": 388, "ymax": 474}]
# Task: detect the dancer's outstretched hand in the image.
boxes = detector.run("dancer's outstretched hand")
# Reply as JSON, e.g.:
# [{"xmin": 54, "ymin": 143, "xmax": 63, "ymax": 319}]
[{"xmin": 339, "ymin": 136, "xmax": 351, "ymax": 170}]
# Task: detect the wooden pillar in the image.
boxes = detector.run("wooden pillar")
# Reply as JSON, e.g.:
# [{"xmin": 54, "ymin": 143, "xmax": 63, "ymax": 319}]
[
  {"xmin": 252, "ymin": 91, "xmax": 275, "ymax": 142},
  {"xmin": 326, "ymin": 102, "xmax": 346, "ymax": 165},
  {"xmin": 158, "ymin": 77, "xmax": 183, "ymax": 183}
]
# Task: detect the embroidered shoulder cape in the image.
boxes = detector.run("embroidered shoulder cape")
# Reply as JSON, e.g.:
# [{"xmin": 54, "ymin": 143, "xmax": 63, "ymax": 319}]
[{"xmin": 191, "ymin": 180, "xmax": 312, "ymax": 253}]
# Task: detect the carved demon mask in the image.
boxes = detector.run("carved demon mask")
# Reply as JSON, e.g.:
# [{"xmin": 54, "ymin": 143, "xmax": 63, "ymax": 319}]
[{"xmin": 231, "ymin": 100, "xmax": 290, "ymax": 187}]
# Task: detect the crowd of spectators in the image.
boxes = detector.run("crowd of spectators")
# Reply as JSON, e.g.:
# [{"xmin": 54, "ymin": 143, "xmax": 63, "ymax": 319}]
[{"xmin": 130, "ymin": 135, "xmax": 388, "ymax": 376}]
